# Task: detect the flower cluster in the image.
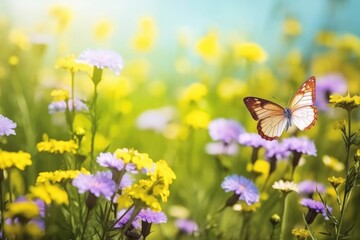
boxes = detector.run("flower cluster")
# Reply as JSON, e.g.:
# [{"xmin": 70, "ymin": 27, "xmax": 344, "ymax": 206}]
[
  {"xmin": 0, "ymin": 151, "xmax": 32, "ymax": 170},
  {"xmin": 37, "ymin": 136, "xmax": 78, "ymax": 154}
]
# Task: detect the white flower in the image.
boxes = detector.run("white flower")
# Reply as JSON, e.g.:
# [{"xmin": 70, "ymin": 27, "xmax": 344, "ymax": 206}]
[{"xmin": 272, "ymin": 180, "xmax": 298, "ymax": 193}]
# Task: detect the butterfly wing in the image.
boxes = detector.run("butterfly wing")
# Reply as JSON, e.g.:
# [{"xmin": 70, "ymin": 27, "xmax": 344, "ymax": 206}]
[
  {"xmin": 243, "ymin": 97, "xmax": 288, "ymax": 141},
  {"xmin": 289, "ymin": 76, "xmax": 318, "ymax": 131}
]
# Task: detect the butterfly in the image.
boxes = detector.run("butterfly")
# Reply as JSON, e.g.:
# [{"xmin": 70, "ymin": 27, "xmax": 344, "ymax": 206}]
[{"xmin": 243, "ymin": 76, "xmax": 318, "ymax": 141}]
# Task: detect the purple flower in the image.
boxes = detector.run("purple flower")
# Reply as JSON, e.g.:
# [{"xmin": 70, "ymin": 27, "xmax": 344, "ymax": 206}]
[
  {"xmin": 298, "ymin": 180, "xmax": 326, "ymax": 197},
  {"xmin": 316, "ymin": 74, "xmax": 347, "ymax": 112},
  {"xmin": 264, "ymin": 140, "xmax": 290, "ymax": 161},
  {"xmin": 0, "ymin": 115, "xmax": 16, "ymax": 136},
  {"xmin": 77, "ymin": 49, "xmax": 124, "ymax": 75},
  {"xmin": 115, "ymin": 207, "xmax": 141, "ymax": 229},
  {"xmin": 300, "ymin": 198, "xmax": 332, "ymax": 224},
  {"xmin": 175, "ymin": 219, "xmax": 199, "ymax": 235},
  {"xmin": 97, "ymin": 152, "xmax": 125, "ymax": 171},
  {"xmin": 138, "ymin": 208, "xmax": 167, "ymax": 224},
  {"xmin": 221, "ymin": 174, "xmax": 259, "ymax": 205},
  {"xmin": 15, "ymin": 197, "xmax": 45, "ymax": 218},
  {"xmin": 238, "ymin": 133, "xmax": 267, "ymax": 148},
  {"xmin": 282, "ymin": 137, "xmax": 317, "ymax": 156},
  {"xmin": 209, "ymin": 118, "xmax": 245, "ymax": 144},
  {"xmin": 119, "ymin": 173, "xmax": 133, "ymax": 189},
  {"xmin": 205, "ymin": 141, "xmax": 239, "ymax": 156},
  {"xmin": 72, "ymin": 171, "xmax": 116, "ymax": 200},
  {"xmin": 48, "ymin": 99, "xmax": 88, "ymax": 114},
  {"xmin": 136, "ymin": 106, "xmax": 176, "ymax": 133}
]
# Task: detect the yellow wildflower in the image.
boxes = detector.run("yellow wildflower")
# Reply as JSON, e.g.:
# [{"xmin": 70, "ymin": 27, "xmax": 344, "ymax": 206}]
[
  {"xmin": 184, "ymin": 109, "xmax": 210, "ymax": 129},
  {"xmin": 195, "ymin": 31, "xmax": 221, "ymax": 62},
  {"xmin": 329, "ymin": 93, "xmax": 360, "ymax": 111},
  {"xmin": 233, "ymin": 42, "xmax": 267, "ymax": 63},
  {"xmin": 149, "ymin": 160, "xmax": 176, "ymax": 202},
  {"xmin": 8, "ymin": 55, "xmax": 19, "ymax": 66},
  {"xmin": 180, "ymin": 83, "xmax": 208, "ymax": 104},
  {"xmin": 0, "ymin": 151, "xmax": 32, "ymax": 170},
  {"xmin": 55, "ymin": 55, "xmax": 90, "ymax": 73},
  {"xmin": 49, "ymin": 5, "xmax": 73, "ymax": 33},
  {"xmin": 163, "ymin": 123, "xmax": 189, "ymax": 140},
  {"xmin": 50, "ymin": 89, "xmax": 69, "ymax": 102},
  {"xmin": 336, "ymin": 34, "xmax": 360, "ymax": 53},
  {"xmin": 9, "ymin": 29, "xmax": 29, "ymax": 50},
  {"xmin": 132, "ymin": 17, "xmax": 156, "ymax": 52},
  {"xmin": 94, "ymin": 19, "xmax": 114, "ymax": 41},
  {"xmin": 322, "ymin": 155, "xmax": 344, "ymax": 172},
  {"xmin": 216, "ymin": 77, "xmax": 246, "ymax": 102},
  {"xmin": 316, "ymin": 31, "xmax": 336, "ymax": 47},
  {"xmin": 4, "ymin": 201, "xmax": 40, "ymax": 219},
  {"xmin": 37, "ymin": 135, "xmax": 78, "ymax": 154},
  {"xmin": 247, "ymin": 159, "xmax": 270, "ymax": 176},
  {"xmin": 114, "ymin": 148, "xmax": 154, "ymax": 170},
  {"xmin": 29, "ymin": 183, "xmax": 69, "ymax": 205},
  {"xmin": 283, "ymin": 18, "xmax": 302, "ymax": 37},
  {"xmin": 291, "ymin": 228, "xmax": 310, "ymax": 240},
  {"xmin": 234, "ymin": 201, "xmax": 261, "ymax": 212},
  {"xmin": 328, "ymin": 176, "xmax": 345, "ymax": 189},
  {"xmin": 355, "ymin": 148, "xmax": 360, "ymax": 162},
  {"xmin": 36, "ymin": 168, "xmax": 90, "ymax": 184}
]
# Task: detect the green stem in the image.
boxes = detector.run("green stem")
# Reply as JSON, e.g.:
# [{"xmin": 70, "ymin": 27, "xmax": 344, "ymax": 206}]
[
  {"xmin": 80, "ymin": 208, "xmax": 92, "ymax": 240},
  {"xmin": 7, "ymin": 169, "xmax": 12, "ymax": 203},
  {"xmin": 90, "ymin": 83, "xmax": 98, "ymax": 172},
  {"xmin": 70, "ymin": 71, "xmax": 75, "ymax": 135},
  {"xmin": 0, "ymin": 171, "xmax": 5, "ymax": 238},
  {"xmin": 279, "ymin": 194, "xmax": 289, "ymax": 240},
  {"xmin": 336, "ymin": 110, "xmax": 352, "ymax": 240}
]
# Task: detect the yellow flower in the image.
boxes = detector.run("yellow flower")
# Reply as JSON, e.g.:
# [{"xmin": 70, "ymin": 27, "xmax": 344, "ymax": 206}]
[
  {"xmin": 316, "ymin": 31, "xmax": 336, "ymax": 47},
  {"xmin": 283, "ymin": 18, "xmax": 302, "ymax": 37},
  {"xmin": 247, "ymin": 159, "xmax": 270, "ymax": 176},
  {"xmin": 336, "ymin": 34, "xmax": 360, "ymax": 53},
  {"xmin": 291, "ymin": 228, "xmax": 310, "ymax": 240},
  {"xmin": 37, "ymin": 135, "xmax": 78, "ymax": 154},
  {"xmin": 322, "ymin": 155, "xmax": 344, "ymax": 172},
  {"xmin": 216, "ymin": 77, "xmax": 246, "ymax": 102},
  {"xmin": 4, "ymin": 201, "xmax": 40, "ymax": 219},
  {"xmin": 180, "ymin": 83, "xmax": 208, "ymax": 104},
  {"xmin": 55, "ymin": 55, "xmax": 91, "ymax": 73},
  {"xmin": 235, "ymin": 201, "xmax": 261, "ymax": 212},
  {"xmin": 163, "ymin": 123, "xmax": 189, "ymax": 140},
  {"xmin": 329, "ymin": 93, "xmax": 360, "ymax": 111},
  {"xmin": 328, "ymin": 176, "xmax": 345, "ymax": 189},
  {"xmin": 114, "ymin": 148, "xmax": 154, "ymax": 170},
  {"xmin": 94, "ymin": 19, "xmax": 114, "ymax": 41},
  {"xmin": 149, "ymin": 160, "xmax": 176, "ymax": 202},
  {"xmin": 36, "ymin": 168, "xmax": 90, "ymax": 184},
  {"xmin": 8, "ymin": 55, "xmax": 19, "ymax": 66},
  {"xmin": 132, "ymin": 17, "xmax": 156, "ymax": 52},
  {"xmin": 233, "ymin": 42, "xmax": 267, "ymax": 63},
  {"xmin": 355, "ymin": 148, "xmax": 360, "ymax": 162},
  {"xmin": 29, "ymin": 183, "xmax": 69, "ymax": 205},
  {"xmin": 195, "ymin": 31, "xmax": 221, "ymax": 62},
  {"xmin": 9, "ymin": 29, "xmax": 29, "ymax": 50},
  {"xmin": 50, "ymin": 89, "xmax": 69, "ymax": 102},
  {"xmin": 49, "ymin": 5, "xmax": 73, "ymax": 33},
  {"xmin": 0, "ymin": 151, "xmax": 32, "ymax": 170},
  {"xmin": 184, "ymin": 109, "xmax": 210, "ymax": 129}
]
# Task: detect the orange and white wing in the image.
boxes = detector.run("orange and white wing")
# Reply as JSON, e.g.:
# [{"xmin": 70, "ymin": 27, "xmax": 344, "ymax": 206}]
[
  {"xmin": 243, "ymin": 97, "xmax": 288, "ymax": 141},
  {"xmin": 289, "ymin": 76, "xmax": 318, "ymax": 131}
]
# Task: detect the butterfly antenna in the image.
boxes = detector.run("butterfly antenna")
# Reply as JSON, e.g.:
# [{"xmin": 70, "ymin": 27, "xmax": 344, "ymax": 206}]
[{"xmin": 286, "ymin": 90, "xmax": 294, "ymax": 107}]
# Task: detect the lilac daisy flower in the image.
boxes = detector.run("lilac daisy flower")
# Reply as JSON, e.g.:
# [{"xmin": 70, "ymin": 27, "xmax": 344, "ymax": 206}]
[
  {"xmin": 77, "ymin": 49, "xmax": 124, "ymax": 75},
  {"xmin": 97, "ymin": 152, "xmax": 125, "ymax": 171},
  {"xmin": 238, "ymin": 133, "xmax": 267, "ymax": 148},
  {"xmin": 209, "ymin": 118, "xmax": 245, "ymax": 144},
  {"xmin": 175, "ymin": 219, "xmax": 199, "ymax": 235},
  {"xmin": 298, "ymin": 180, "xmax": 326, "ymax": 197},
  {"xmin": 119, "ymin": 173, "xmax": 133, "ymax": 189},
  {"xmin": 136, "ymin": 106, "xmax": 176, "ymax": 133},
  {"xmin": 205, "ymin": 141, "xmax": 239, "ymax": 156},
  {"xmin": 300, "ymin": 198, "xmax": 332, "ymax": 224},
  {"xmin": 0, "ymin": 115, "xmax": 16, "ymax": 136},
  {"xmin": 48, "ymin": 99, "xmax": 88, "ymax": 114},
  {"xmin": 115, "ymin": 207, "xmax": 141, "ymax": 229},
  {"xmin": 264, "ymin": 140, "xmax": 290, "ymax": 161},
  {"xmin": 72, "ymin": 171, "xmax": 116, "ymax": 200},
  {"xmin": 138, "ymin": 208, "xmax": 167, "ymax": 224},
  {"xmin": 282, "ymin": 137, "xmax": 317, "ymax": 156},
  {"xmin": 221, "ymin": 174, "xmax": 259, "ymax": 205},
  {"xmin": 316, "ymin": 74, "xmax": 347, "ymax": 112}
]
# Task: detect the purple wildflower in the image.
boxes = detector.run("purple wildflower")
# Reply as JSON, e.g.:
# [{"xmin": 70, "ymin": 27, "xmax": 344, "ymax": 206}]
[
  {"xmin": 77, "ymin": 49, "xmax": 124, "ymax": 75},
  {"xmin": 209, "ymin": 118, "xmax": 245, "ymax": 144},
  {"xmin": 221, "ymin": 174, "xmax": 259, "ymax": 205},
  {"xmin": 115, "ymin": 207, "xmax": 141, "ymax": 229},
  {"xmin": 264, "ymin": 140, "xmax": 290, "ymax": 161},
  {"xmin": 238, "ymin": 133, "xmax": 267, "ymax": 148},
  {"xmin": 138, "ymin": 208, "xmax": 167, "ymax": 224},
  {"xmin": 72, "ymin": 171, "xmax": 116, "ymax": 200},
  {"xmin": 298, "ymin": 180, "xmax": 326, "ymax": 197},
  {"xmin": 205, "ymin": 141, "xmax": 239, "ymax": 156},
  {"xmin": 0, "ymin": 115, "xmax": 16, "ymax": 136},
  {"xmin": 282, "ymin": 137, "xmax": 317, "ymax": 156},
  {"xmin": 316, "ymin": 74, "xmax": 347, "ymax": 112},
  {"xmin": 136, "ymin": 106, "xmax": 176, "ymax": 133},
  {"xmin": 175, "ymin": 219, "xmax": 199, "ymax": 235},
  {"xmin": 119, "ymin": 173, "xmax": 133, "ymax": 189},
  {"xmin": 48, "ymin": 99, "xmax": 88, "ymax": 114},
  {"xmin": 300, "ymin": 198, "xmax": 332, "ymax": 224},
  {"xmin": 97, "ymin": 152, "xmax": 125, "ymax": 171}
]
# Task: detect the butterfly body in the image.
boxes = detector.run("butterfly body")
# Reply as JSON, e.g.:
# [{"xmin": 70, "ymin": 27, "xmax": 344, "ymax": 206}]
[{"xmin": 243, "ymin": 77, "xmax": 318, "ymax": 141}]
